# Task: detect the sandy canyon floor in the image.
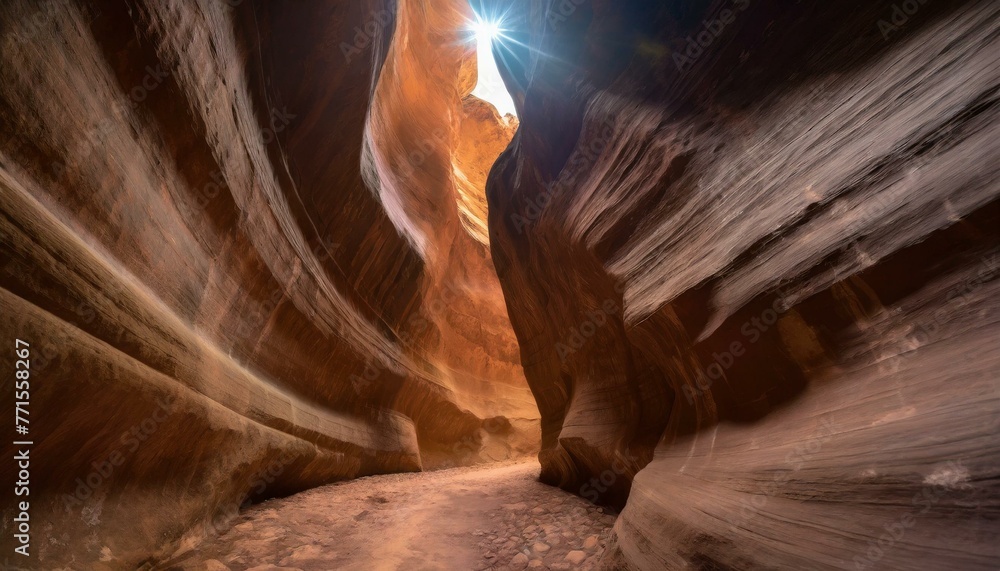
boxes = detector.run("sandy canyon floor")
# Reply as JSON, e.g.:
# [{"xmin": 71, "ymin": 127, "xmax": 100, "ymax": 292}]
[{"xmin": 160, "ymin": 461, "xmax": 615, "ymax": 570}]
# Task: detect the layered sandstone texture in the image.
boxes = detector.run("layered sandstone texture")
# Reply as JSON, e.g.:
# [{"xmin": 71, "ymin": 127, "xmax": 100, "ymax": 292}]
[
  {"xmin": 484, "ymin": 0, "xmax": 1000, "ymax": 569},
  {"xmin": 0, "ymin": 0, "xmax": 533, "ymax": 567}
]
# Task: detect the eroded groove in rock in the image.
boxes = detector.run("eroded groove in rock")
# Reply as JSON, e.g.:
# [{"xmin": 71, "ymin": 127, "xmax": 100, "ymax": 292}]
[
  {"xmin": 0, "ymin": 0, "xmax": 535, "ymax": 567},
  {"xmin": 483, "ymin": 0, "xmax": 1000, "ymax": 568}
]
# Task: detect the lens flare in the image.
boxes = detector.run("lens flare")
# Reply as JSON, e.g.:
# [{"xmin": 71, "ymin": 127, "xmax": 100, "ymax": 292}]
[
  {"xmin": 468, "ymin": 18, "xmax": 517, "ymax": 117},
  {"xmin": 472, "ymin": 19, "xmax": 501, "ymax": 42}
]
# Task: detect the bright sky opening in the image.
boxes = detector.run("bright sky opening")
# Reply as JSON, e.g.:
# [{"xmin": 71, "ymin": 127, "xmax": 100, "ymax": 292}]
[{"xmin": 470, "ymin": 19, "xmax": 517, "ymax": 118}]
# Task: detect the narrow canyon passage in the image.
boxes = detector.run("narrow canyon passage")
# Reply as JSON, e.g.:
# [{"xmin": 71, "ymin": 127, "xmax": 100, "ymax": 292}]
[
  {"xmin": 161, "ymin": 462, "xmax": 613, "ymax": 571},
  {"xmin": 1, "ymin": 0, "xmax": 999, "ymax": 570}
]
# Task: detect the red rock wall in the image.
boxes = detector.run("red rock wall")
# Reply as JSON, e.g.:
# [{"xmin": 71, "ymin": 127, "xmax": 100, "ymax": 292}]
[
  {"xmin": 364, "ymin": 0, "xmax": 537, "ymax": 467},
  {"xmin": 484, "ymin": 0, "xmax": 1000, "ymax": 568},
  {"xmin": 0, "ymin": 0, "xmax": 534, "ymax": 567}
]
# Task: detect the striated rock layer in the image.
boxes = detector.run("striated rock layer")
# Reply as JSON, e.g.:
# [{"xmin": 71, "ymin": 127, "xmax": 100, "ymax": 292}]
[
  {"xmin": 484, "ymin": 0, "xmax": 1000, "ymax": 568},
  {"xmin": 0, "ymin": 0, "xmax": 533, "ymax": 567}
]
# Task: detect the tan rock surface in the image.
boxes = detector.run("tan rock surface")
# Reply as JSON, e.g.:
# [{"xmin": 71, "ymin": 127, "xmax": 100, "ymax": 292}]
[
  {"xmin": 483, "ymin": 0, "xmax": 1000, "ymax": 568},
  {"xmin": 0, "ymin": 0, "xmax": 532, "ymax": 567}
]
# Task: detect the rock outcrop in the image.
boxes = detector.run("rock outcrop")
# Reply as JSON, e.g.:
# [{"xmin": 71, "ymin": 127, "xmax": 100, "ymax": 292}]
[
  {"xmin": 0, "ymin": 0, "xmax": 532, "ymax": 567},
  {"xmin": 484, "ymin": 0, "xmax": 1000, "ymax": 568}
]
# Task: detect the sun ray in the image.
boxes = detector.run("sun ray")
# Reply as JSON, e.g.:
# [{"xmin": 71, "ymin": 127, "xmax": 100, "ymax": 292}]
[{"xmin": 468, "ymin": 15, "xmax": 518, "ymax": 117}]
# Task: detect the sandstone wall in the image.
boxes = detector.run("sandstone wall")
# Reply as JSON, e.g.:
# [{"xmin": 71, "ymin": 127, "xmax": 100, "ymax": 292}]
[
  {"xmin": 0, "ymin": 0, "xmax": 534, "ymax": 567},
  {"xmin": 484, "ymin": 0, "xmax": 1000, "ymax": 568}
]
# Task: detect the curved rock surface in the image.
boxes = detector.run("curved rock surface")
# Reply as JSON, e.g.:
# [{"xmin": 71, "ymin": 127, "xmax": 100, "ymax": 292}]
[
  {"xmin": 1, "ymin": 0, "xmax": 998, "ymax": 569},
  {"xmin": 0, "ymin": 0, "xmax": 532, "ymax": 567},
  {"xmin": 483, "ymin": 0, "xmax": 1000, "ymax": 568}
]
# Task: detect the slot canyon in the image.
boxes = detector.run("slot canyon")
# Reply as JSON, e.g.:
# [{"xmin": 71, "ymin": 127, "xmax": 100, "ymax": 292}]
[{"xmin": 0, "ymin": 0, "xmax": 998, "ymax": 569}]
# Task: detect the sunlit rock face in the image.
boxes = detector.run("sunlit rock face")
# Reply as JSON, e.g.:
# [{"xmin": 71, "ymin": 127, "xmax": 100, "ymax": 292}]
[
  {"xmin": 0, "ymin": 0, "xmax": 531, "ymax": 567},
  {"xmin": 364, "ymin": 0, "xmax": 535, "ymax": 468},
  {"xmin": 484, "ymin": 0, "xmax": 1000, "ymax": 569},
  {"xmin": 455, "ymin": 96, "xmax": 518, "ymax": 245}
]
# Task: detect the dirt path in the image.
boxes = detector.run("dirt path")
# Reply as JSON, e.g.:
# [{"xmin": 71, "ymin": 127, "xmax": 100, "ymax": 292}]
[{"xmin": 161, "ymin": 461, "xmax": 615, "ymax": 570}]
